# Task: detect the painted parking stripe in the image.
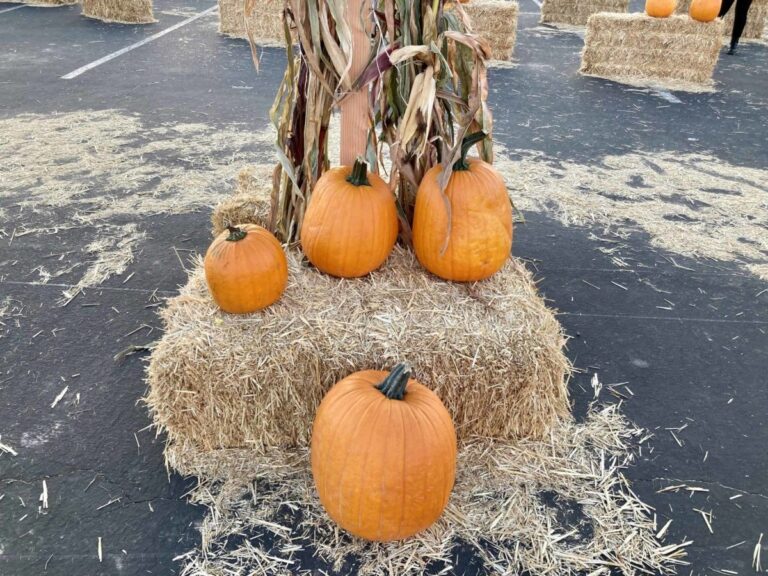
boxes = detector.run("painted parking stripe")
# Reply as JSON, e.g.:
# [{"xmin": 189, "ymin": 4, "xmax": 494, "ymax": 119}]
[
  {"xmin": 0, "ymin": 5, "xmax": 25, "ymax": 14},
  {"xmin": 61, "ymin": 4, "xmax": 218, "ymax": 80},
  {"xmin": 530, "ymin": 0, "xmax": 543, "ymax": 7}
]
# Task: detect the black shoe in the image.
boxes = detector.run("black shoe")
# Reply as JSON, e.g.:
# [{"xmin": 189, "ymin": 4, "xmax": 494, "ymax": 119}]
[{"xmin": 727, "ymin": 45, "xmax": 736, "ymax": 55}]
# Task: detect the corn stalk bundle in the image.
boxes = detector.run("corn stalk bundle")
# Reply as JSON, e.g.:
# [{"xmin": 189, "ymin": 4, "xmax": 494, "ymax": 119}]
[{"xmin": 247, "ymin": 0, "xmax": 494, "ymax": 243}]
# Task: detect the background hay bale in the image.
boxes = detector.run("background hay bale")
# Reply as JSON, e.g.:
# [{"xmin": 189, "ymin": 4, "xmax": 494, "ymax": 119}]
[
  {"xmin": 677, "ymin": 0, "xmax": 767, "ymax": 39},
  {"xmin": 218, "ymin": 0, "xmax": 286, "ymax": 45},
  {"xmin": 81, "ymin": 0, "xmax": 155, "ymax": 24},
  {"xmin": 146, "ymin": 247, "xmax": 570, "ymax": 457},
  {"xmin": 580, "ymin": 13, "xmax": 724, "ymax": 90},
  {"xmin": 541, "ymin": 0, "xmax": 629, "ymax": 25},
  {"xmin": 464, "ymin": 0, "xmax": 519, "ymax": 61},
  {"xmin": 211, "ymin": 165, "xmax": 273, "ymax": 236},
  {"xmin": 5, "ymin": 0, "xmax": 77, "ymax": 5}
]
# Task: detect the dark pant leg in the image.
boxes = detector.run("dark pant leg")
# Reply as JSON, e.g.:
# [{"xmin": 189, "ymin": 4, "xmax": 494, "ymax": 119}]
[
  {"xmin": 719, "ymin": 0, "xmax": 736, "ymax": 17},
  {"xmin": 730, "ymin": 0, "xmax": 754, "ymax": 47}
]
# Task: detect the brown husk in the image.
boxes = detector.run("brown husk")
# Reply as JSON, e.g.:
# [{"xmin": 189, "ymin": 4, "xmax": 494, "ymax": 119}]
[
  {"xmin": 81, "ymin": 0, "xmax": 155, "ymax": 24},
  {"xmin": 580, "ymin": 13, "xmax": 724, "ymax": 90},
  {"xmin": 541, "ymin": 0, "xmax": 629, "ymax": 25},
  {"xmin": 463, "ymin": 0, "xmax": 520, "ymax": 61}
]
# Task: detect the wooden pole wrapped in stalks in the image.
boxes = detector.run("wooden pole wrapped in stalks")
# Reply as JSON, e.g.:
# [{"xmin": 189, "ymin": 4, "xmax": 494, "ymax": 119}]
[{"xmin": 339, "ymin": 0, "xmax": 371, "ymax": 166}]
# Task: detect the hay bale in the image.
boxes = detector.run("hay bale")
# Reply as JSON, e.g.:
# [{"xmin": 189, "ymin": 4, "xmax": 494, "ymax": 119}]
[
  {"xmin": 541, "ymin": 0, "xmax": 629, "ymax": 25},
  {"xmin": 81, "ymin": 0, "xmax": 155, "ymax": 24},
  {"xmin": 211, "ymin": 165, "xmax": 273, "ymax": 236},
  {"xmin": 580, "ymin": 13, "xmax": 724, "ymax": 90},
  {"xmin": 146, "ymin": 246, "xmax": 570, "ymax": 457},
  {"xmin": 5, "ymin": 0, "xmax": 77, "ymax": 6},
  {"xmin": 463, "ymin": 0, "xmax": 519, "ymax": 61},
  {"xmin": 218, "ymin": 0, "xmax": 287, "ymax": 45},
  {"xmin": 676, "ymin": 0, "xmax": 767, "ymax": 39}
]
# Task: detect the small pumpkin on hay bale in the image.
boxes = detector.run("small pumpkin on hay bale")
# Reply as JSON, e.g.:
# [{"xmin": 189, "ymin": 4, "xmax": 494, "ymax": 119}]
[
  {"xmin": 81, "ymin": 0, "xmax": 155, "ymax": 24},
  {"xmin": 677, "ymin": 0, "xmax": 767, "ymax": 38},
  {"xmin": 580, "ymin": 13, "xmax": 724, "ymax": 90}
]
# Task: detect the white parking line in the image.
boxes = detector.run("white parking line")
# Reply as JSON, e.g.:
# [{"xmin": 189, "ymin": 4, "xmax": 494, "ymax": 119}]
[
  {"xmin": 61, "ymin": 5, "xmax": 218, "ymax": 80},
  {"xmin": 530, "ymin": 0, "xmax": 543, "ymax": 7},
  {"xmin": 0, "ymin": 5, "xmax": 25, "ymax": 14}
]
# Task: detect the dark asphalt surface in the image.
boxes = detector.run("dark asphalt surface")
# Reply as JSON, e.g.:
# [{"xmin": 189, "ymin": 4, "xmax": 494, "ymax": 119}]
[{"xmin": 1, "ymin": 1, "xmax": 766, "ymax": 574}]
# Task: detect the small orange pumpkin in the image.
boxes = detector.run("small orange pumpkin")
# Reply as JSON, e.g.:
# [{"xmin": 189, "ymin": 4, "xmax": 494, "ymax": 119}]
[
  {"xmin": 300, "ymin": 157, "xmax": 398, "ymax": 278},
  {"xmin": 646, "ymin": 0, "xmax": 677, "ymax": 17},
  {"xmin": 689, "ymin": 0, "xmax": 721, "ymax": 21},
  {"xmin": 311, "ymin": 363, "xmax": 457, "ymax": 542},
  {"xmin": 204, "ymin": 224, "xmax": 288, "ymax": 314},
  {"xmin": 412, "ymin": 133, "xmax": 513, "ymax": 282}
]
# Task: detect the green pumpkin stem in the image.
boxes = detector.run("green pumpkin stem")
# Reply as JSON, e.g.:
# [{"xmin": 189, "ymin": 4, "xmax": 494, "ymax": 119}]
[
  {"xmin": 226, "ymin": 225, "xmax": 248, "ymax": 242},
  {"xmin": 346, "ymin": 156, "xmax": 371, "ymax": 187},
  {"xmin": 453, "ymin": 131, "xmax": 487, "ymax": 171},
  {"xmin": 376, "ymin": 363, "xmax": 412, "ymax": 400}
]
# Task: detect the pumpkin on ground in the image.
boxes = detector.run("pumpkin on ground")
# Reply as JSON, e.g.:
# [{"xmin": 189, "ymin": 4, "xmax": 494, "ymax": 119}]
[
  {"xmin": 300, "ymin": 157, "xmax": 399, "ymax": 278},
  {"xmin": 646, "ymin": 0, "xmax": 677, "ymax": 17},
  {"xmin": 311, "ymin": 364, "xmax": 457, "ymax": 542},
  {"xmin": 412, "ymin": 132, "xmax": 513, "ymax": 282},
  {"xmin": 204, "ymin": 224, "xmax": 288, "ymax": 314},
  {"xmin": 689, "ymin": 0, "xmax": 721, "ymax": 21}
]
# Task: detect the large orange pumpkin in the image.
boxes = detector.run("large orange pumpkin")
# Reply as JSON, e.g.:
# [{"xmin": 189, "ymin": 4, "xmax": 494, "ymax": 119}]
[
  {"xmin": 412, "ymin": 133, "xmax": 513, "ymax": 282},
  {"xmin": 646, "ymin": 0, "xmax": 676, "ymax": 17},
  {"xmin": 689, "ymin": 0, "xmax": 721, "ymax": 21},
  {"xmin": 204, "ymin": 224, "xmax": 288, "ymax": 314},
  {"xmin": 300, "ymin": 157, "xmax": 398, "ymax": 278},
  {"xmin": 311, "ymin": 364, "xmax": 457, "ymax": 541}
]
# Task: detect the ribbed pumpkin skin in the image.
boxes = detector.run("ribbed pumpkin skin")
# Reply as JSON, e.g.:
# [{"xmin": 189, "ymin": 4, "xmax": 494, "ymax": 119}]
[
  {"xmin": 412, "ymin": 159, "xmax": 513, "ymax": 282},
  {"xmin": 204, "ymin": 224, "xmax": 288, "ymax": 314},
  {"xmin": 646, "ymin": 0, "xmax": 676, "ymax": 17},
  {"xmin": 689, "ymin": 0, "xmax": 721, "ymax": 21},
  {"xmin": 311, "ymin": 370, "xmax": 457, "ymax": 541},
  {"xmin": 300, "ymin": 166, "xmax": 398, "ymax": 278}
]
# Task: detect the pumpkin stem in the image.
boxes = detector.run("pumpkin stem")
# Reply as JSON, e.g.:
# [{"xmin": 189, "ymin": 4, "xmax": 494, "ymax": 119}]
[
  {"xmin": 453, "ymin": 131, "xmax": 487, "ymax": 171},
  {"xmin": 346, "ymin": 156, "xmax": 371, "ymax": 187},
  {"xmin": 376, "ymin": 363, "xmax": 412, "ymax": 400},
  {"xmin": 226, "ymin": 225, "xmax": 248, "ymax": 242}
]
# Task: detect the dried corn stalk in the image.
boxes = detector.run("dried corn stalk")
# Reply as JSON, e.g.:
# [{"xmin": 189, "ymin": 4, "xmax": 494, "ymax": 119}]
[{"xmin": 248, "ymin": 0, "xmax": 494, "ymax": 243}]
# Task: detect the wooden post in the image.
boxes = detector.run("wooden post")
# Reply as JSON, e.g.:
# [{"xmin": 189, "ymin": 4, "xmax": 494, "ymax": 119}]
[{"xmin": 339, "ymin": 0, "xmax": 370, "ymax": 166}]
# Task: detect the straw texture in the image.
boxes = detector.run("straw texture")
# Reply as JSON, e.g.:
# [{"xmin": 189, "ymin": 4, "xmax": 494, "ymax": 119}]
[
  {"xmin": 211, "ymin": 165, "xmax": 273, "ymax": 236},
  {"xmin": 146, "ymin": 246, "xmax": 570, "ymax": 455},
  {"xmin": 541, "ymin": 0, "xmax": 629, "ymax": 25},
  {"xmin": 218, "ymin": 0, "xmax": 286, "ymax": 45},
  {"xmin": 677, "ymin": 0, "xmax": 767, "ymax": 39},
  {"xmin": 81, "ymin": 0, "xmax": 155, "ymax": 24},
  {"xmin": 580, "ymin": 13, "xmax": 724, "ymax": 90},
  {"xmin": 464, "ymin": 0, "xmax": 519, "ymax": 60}
]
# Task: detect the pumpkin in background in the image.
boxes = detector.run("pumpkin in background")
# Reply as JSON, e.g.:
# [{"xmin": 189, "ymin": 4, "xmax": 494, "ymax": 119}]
[
  {"xmin": 311, "ymin": 363, "xmax": 457, "ymax": 541},
  {"xmin": 412, "ymin": 132, "xmax": 513, "ymax": 282},
  {"xmin": 300, "ymin": 157, "xmax": 398, "ymax": 278},
  {"xmin": 204, "ymin": 224, "xmax": 288, "ymax": 314},
  {"xmin": 646, "ymin": 0, "xmax": 677, "ymax": 17},
  {"xmin": 689, "ymin": 0, "xmax": 721, "ymax": 21}
]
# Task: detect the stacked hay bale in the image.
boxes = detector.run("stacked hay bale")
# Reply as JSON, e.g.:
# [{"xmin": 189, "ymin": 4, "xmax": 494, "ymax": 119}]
[
  {"xmin": 211, "ymin": 166, "xmax": 273, "ymax": 236},
  {"xmin": 218, "ymin": 0, "xmax": 286, "ymax": 44},
  {"xmin": 81, "ymin": 0, "xmax": 155, "ymax": 24},
  {"xmin": 463, "ymin": 0, "xmax": 519, "ymax": 61},
  {"xmin": 580, "ymin": 13, "xmax": 724, "ymax": 89},
  {"xmin": 677, "ymin": 0, "xmax": 767, "ymax": 39},
  {"xmin": 541, "ymin": 0, "xmax": 629, "ymax": 25}
]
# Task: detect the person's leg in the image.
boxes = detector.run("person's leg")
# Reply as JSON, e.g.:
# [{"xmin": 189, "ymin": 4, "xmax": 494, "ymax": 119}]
[
  {"xmin": 729, "ymin": 0, "xmax": 754, "ymax": 51},
  {"xmin": 719, "ymin": 0, "xmax": 736, "ymax": 17}
]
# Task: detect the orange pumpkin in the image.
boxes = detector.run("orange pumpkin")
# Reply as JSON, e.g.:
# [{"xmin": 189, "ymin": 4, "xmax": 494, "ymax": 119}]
[
  {"xmin": 204, "ymin": 224, "xmax": 288, "ymax": 314},
  {"xmin": 300, "ymin": 157, "xmax": 398, "ymax": 278},
  {"xmin": 646, "ymin": 0, "xmax": 676, "ymax": 17},
  {"xmin": 689, "ymin": 0, "xmax": 721, "ymax": 21},
  {"xmin": 412, "ymin": 133, "xmax": 513, "ymax": 282},
  {"xmin": 311, "ymin": 364, "xmax": 457, "ymax": 541}
]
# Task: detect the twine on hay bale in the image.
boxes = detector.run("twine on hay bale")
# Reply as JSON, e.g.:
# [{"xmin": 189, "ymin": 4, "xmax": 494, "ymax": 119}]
[
  {"xmin": 462, "ymin": 0, "xmax": 519, "ymax": 61},
  {"xmin": 580, "ymin": 13, "xmax": 724, "ymax": 90},
  {"xmin": 541, "ymin": 0, "xmax": 629, "ymax": 26},
  {"xmin": 170, "ymin": 404, "xmax": 689, "ymax": 575},
  {"xmin": 677, "ymin": 0, "xmax": 767, "ymax": 39},
  {"xmin": 81, "ymin": 0, "xmax": 155, "ymax": 24},
  {"xmin": 217, "ymin": 0, "xmax": 287, "ymax": 45},
  {"xmin": 146, "ymin": 245, "xmax": 570, "ymax": 456}
]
